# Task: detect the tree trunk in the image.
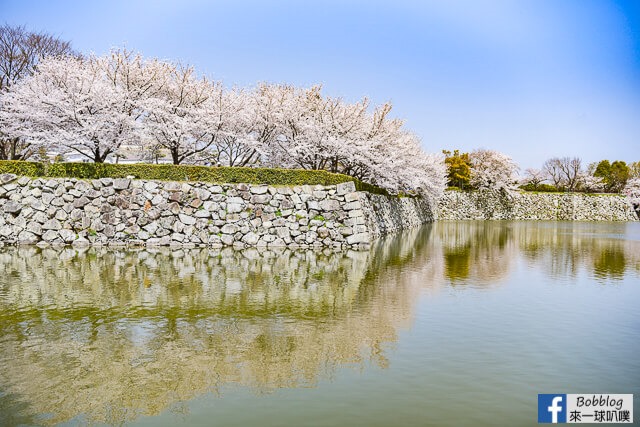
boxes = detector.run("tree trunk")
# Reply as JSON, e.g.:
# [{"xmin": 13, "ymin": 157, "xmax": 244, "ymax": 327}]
[
  {"xmin": 171, "ymin": 149, "xmax": 181, "ymax": 165},
  {"xmin": 10, "ymin": 140, "xmax": 17, "ymax": 160},
  {"xmin": 94, "ymin": 151, "xmax": 104, "ymax": 163},
  {"xmin": 331, "ymin": 157, "xmax": 339, "ymax": 173}
]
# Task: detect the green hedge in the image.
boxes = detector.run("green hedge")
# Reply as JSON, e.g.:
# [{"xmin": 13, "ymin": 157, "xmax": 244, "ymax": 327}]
[
  {"xmin": 519, "ymin": 183, "xmax": 561, "ymax": 192},
  {"xmin": 0, "ymin": 160, "xmax": 390, "ymax": 195},
  {"xmin": 353, "ymin": 180, "xmax": 389, "ymax": 196},
  {"xmin": 0, "ymin": 160, "xmax": 45, "ymax": 177}
]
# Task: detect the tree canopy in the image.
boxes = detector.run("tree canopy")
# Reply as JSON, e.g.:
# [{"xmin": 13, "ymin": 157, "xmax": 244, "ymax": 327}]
[
  {"xmin": 0, "ymin": 24, "xmax": 77, "ymax": 160},
  {"xmin": 0, "ymin": 47, "xmax": 446, "ymax": 198},
  {"xmin": 594, "ymin": 159, "xmax": 630, "ymax": 193},
  {"xmin": 442, "ymin": 149, "xmax": 471, "ymax": 189}
]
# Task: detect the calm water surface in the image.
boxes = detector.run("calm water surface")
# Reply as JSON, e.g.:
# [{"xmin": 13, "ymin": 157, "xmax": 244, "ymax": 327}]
[{"xmin": 0, "ymin": 221, "xmax": 638, "ymax": 426}]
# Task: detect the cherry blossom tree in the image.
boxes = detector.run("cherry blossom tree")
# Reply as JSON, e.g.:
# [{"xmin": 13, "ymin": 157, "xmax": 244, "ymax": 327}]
[
  {"xmin": 520, "ymin": 168, "xmax": 547, "ymax": 189},
  {"xmin": 371, "ymin": 132, "xmax": 446, "ymax": 199},
  {"xmin": 579, "ymin": 173, "xmax": 605, "ymax": 193},
  {"xmin": 270, "ymin": 86, "xmax": 446, "ymax": 198},
  {"xmin": 204, "ymin": 87, "xmax": 261, "ymax": 167},
  {"xmin": 0, "ymin": 24, "xmax": 77, "ymax": 160},
  {"xmin": 623, "ymin": 178, "xmax": 640, "ymax": 211},
  {"xmin": 242, "ymin": 83, "xmax": 296, "ymax": 167},
  {"xmin": 344, "ymin": 105, "xmax": 445, "ymax": 199},
  {"xmin": 338, "ymin": 101, "xmax": 401, "ymax": 182},
  {"xmin": 0, "ymin": 49, "xmax": 168, "ymax": 162},
  {"xmin": 141, "ymin": 64, "xmax": 217, "ymax": 165},
  {"xmin": 469, "ymin": 149, "xmax": 519, "ymax": 191},
  {"xmin": 1, "ymin": 49, "xmax": 447, "ymax": 198},
  {"xmin": 278, "ymin": 86, "xmax": 370, "ymax": 173}
]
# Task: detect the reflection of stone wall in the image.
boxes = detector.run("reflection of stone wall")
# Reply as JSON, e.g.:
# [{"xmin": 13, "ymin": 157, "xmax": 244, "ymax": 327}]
[
  {"xmin": 0, "ymin": 246, "xmax": 369, "ymax": 317},
  {"xmin": 0, "ymin": 222, "xmax": 637, "ymax": 425},
  {"xmin": 0, "ymin": 233, "xmax": 426, "ymax": 426},
  {"xmin": 439, "ymin": 190, "xmax": 638, "ymax": 221},
  {"xmin": 0, "ymin": 174, "xmax": 434, "ymax": 248}
]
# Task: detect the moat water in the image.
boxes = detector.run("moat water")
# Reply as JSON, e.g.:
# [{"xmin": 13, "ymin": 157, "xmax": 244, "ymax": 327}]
[{"xmin": 0, "ymin": 221, "xmax": 638, "ymax": 426}]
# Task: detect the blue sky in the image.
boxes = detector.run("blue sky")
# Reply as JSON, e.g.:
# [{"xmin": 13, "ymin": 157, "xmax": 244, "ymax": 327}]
[{"xmin": 2, "ymin": 0, "xmax": 639, "ymax": 170}]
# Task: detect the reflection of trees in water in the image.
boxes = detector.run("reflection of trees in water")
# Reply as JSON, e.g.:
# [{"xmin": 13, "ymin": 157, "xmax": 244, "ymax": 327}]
[
  {"xmin": 516, "ymin": 222, "xmax": 586, "ymax": 278},
  {"xmin": 431, "ymin": 221, "xmax": 640, "ymax": 284},
  {"xmin": 431, "ymin": 221, "xmax": 516, "ymax": 285},
  {"xmin": 514, "ymin": 222, "xmax": 639, "ymax": 281},
  {"xmin": 0, "ymin": 222, "xmax": 637, "ymax": 425},
  {"xmin": 592, "ymin": 244, "xmax": 627, "ymax": 279},
  {"xmin": 0, "ymin": 232, "xmax": 428, "ymax": 426}
]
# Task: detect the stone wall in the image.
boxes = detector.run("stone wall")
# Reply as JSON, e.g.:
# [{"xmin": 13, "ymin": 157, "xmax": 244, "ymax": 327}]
[
  {"xmin": 438, "ymin": 190, "xmax": 638, "ymax": 221},
  {"xmin": 0, "ymin": 174, "xmax": 434, "ymax": 248},
  {"xmin": 360, "ymin": 193, "xmax": 435, "ymax": 238}
]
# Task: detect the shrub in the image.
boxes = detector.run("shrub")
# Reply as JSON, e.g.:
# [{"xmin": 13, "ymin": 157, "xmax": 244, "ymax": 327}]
[
  {"xmin": 353, "ymin": 180, "xmax": 389, "ymax": 196},
  {"xmin": 0, "ymin": 160, "xmax": 391, "ymax": 195},
  {"xmin": 0, "ymin": 160, "xmax": 46, "ymax": 177},
  {"xmin": 519, "ymin": 183, "xmax": 560, "ymax": 193},
  {"xmin": 44, "ymin": 163, "xmax": 353, "ymax": 185}
]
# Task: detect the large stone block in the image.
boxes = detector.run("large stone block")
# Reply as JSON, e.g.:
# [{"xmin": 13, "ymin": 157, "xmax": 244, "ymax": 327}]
[
  {"xmin": 346, "ymin": 232, "xmax": 370, "ymax": 245},
  {"xmin": 3, "ymin": 201, "xmax": 21, "ymax": 214},
  {"xmin": 336, "ymin": 181, "xmax": 356, "ymax": 195},
  {"xmin": 113, "ymin": 178, "xmax": 131, "ymax": 190},
  {"xmin": 227, "ymin": 203, "xmax": 244, "ymax": 214},
  {"xmin": 73, "ymin": 196, "xmax": 91, "ymax": 209},
  {"xmin": 59, "ymin": 229, "xmax": 77, "ymax": 243},
  {"xmin": 250, "ymin": 194, "xmax": 272, "ymax": 204},
  {"xmin": 250, "ymin": 185, "xmax": 269, "ymax": 194},
  {"xmin": 221, "ymin": 224, "xmax": 238, "ymax": 234},
  {"xmin": 42, "ymin": 230, "xmax": 59, "ymax": 241},
  {"xmin": 221, "ymin": 234, "xmax": 235, "ymax": 246},
  {"xmin": 242, "ymin": 232, "xmax": 260, "ymax": 245},
  {"xmin": 344, "ymin": 192, "xmax": 360, "ymax": 202},
  {"xmin": 42, "ymin": 219, "xmax": 62, "ymax": 230},
  {"xmin": 0, "ymin": 174, "xmax": 17, "ymax": 184},
  {"xmin": 319, "ymin": 199, "xmax": 340, "ymax": 212},
  {"xmin": 343, "ymin": 201, "xmax": 361, "ymax": 211},
  {"xmin": 178, "ymin": 214, "xmax": 196, "ymax": 225},
  {"xmin": 17, "ymin": 230, "xmax": 38, "ymax": 244},
  {"xmin": 26, "ymin": 221, "xmax": 43, "ymax": 235}
]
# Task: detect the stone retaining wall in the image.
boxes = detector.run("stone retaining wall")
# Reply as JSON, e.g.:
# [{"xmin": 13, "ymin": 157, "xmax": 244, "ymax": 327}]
[
  {"xmin": 438, "ymin": 190, "xmax": 638, "ymax": 221},
  {"xmin": 0, "ymin": 174, "xmax": 434, "ymax": 248},
  {"xmin": 360, "ymin": 193, "xmax": 435, "ymax": 238}
]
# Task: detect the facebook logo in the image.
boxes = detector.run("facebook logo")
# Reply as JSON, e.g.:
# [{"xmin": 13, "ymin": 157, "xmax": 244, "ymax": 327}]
[{"xmin": 539, "ymin": 394, "xmax": 567, "ymax": 423}]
